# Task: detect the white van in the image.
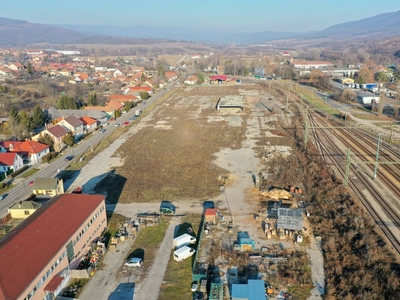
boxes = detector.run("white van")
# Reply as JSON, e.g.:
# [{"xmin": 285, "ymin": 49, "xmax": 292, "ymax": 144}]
[
  {"xmin": 173, "ymin": 246, "xmax": 195, "ymax": 262},
  {"xmin": 173, "ymin": 233, "xmax": 196, "ymax": 250}
]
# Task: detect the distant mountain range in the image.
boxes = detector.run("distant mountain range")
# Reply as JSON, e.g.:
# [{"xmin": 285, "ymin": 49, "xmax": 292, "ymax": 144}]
[
  {"xmin": 0, "ymin": 17, "xmax": 88, "ymax": 46},
  {"xmin": 0, "ymin": 10, "xmax": 399, "ymax": 46}
]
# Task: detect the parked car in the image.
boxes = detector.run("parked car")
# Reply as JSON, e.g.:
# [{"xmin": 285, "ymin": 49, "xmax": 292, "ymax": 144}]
[
  {"xmin": 29, "ymin": 180, "xmax": 34, "ymax": 186},
  {"xmin": 124, "ymin": 121, "xmax": 130, "ymax": 125},
  {"xmin": 65, "ymin": 155, "xmax": 74, "ymax": 161},
  {"xmin": 0, "ymin": 195, "xmax": 4, "ymax": 201},
  {"xmin": 124, "ymin": 257, "xmax": 143, "ymax": 267},
  {"xmin": 160, "ymin": 200, "xmax": 176, "ymax": 215},
  {"xmin": 114, "ymin": 123, "xmax": 121, "ymax": 127},
  {"xmin": 129, "ymin": 116, "xmax": 136, "ymax": 121},
  {"xmin": 99, "ymin": 129, "xmax": 106, "ymax": 133},
  {"xmin": 191, "ymin": 282, "xmax": 198, "ymax": 292}
]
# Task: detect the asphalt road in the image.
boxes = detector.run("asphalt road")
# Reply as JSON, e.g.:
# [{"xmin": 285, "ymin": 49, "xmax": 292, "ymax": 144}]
[{"xmin": 0, "ymin": 81, "xmax": 176, "ymax": 218}]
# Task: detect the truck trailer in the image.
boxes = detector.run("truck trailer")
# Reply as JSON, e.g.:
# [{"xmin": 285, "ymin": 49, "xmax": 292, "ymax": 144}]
[{"xmin": 173, "ymin": 233, "xmax": 197, "ymax": 250}]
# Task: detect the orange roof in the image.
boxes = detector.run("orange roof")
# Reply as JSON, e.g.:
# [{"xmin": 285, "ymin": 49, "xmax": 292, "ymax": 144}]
[
  {"xmin": 0, "ymin": 153, "xmax": 17, "ymax": 167},
  {"xmin": 109, "ymin": 94, "xmax": 136, "ymax": 102},
  {"xmin": 128, "ymin": 86, "xmax": 152, "ymax": 92},
  {"xmin": 106, "ymin": 99, "xmax": 124, "ymax": 110},
  {"xmin": 165, "ymin": 71, "xmax": 178, "ymax": 78},
  {"xmin": 2, "ymin": 140, "xmax": 49, "ymax": 155},
  {"xmin": 80, "ymin": 116, "xmax": 97, "ymax": 125}
]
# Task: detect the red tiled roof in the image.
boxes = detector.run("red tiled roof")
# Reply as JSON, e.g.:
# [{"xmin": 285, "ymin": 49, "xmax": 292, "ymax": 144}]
[
  {"xmin": 44, "ymin": 275, "xmax": 64, "ymax": 292},
  {"xmin": 0, "ymin": 153, "xmax": 16, "ymax": 167},
  {"xmin": 109, "ymin": 94, "xmax": 136, "ymax": 102},
  {"xmin": 0, "ymin": 194, "xmax": 105, "ymax": 300},
  {"xmin": 165, "ymin": 71, "xmax": 178, "ymax": 78},
  {"xmin": 106, "ymin": 100, "xmax": 124, "ymax": 110},
  {"xmin": 204, "ymin": 208, "xmax": 217, "ymax": 216},
  {"xmin": 80, "ymin": 116, "xmax": 97, "ymax": 125},
  {"xmin": 211, "ymin": 75, "xmax": 227, "ymax": 81},
  {"xmin": 47, "ymin": 125, "xmax": 69, "ymax": 138},
  {"xmin": 2, "ymin": 140, "xmax": 49, "ymax": 155}
]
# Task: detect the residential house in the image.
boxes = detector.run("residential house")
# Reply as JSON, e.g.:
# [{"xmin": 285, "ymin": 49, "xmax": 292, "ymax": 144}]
[
  {"xmin": 47, "ymin": 107, "xmax": 108, "ymax": 125},
  {"xmin": 85, "ymin": 100, "xmax": 124, "ymax": 117},
  {"xmin": 1, "ymin": 140, "xmax": 50, "ymax": 165},
  {"xmin": 80, "ymin": 116, "xmax": 98, "ymax": 133},
  {"xmin": 165, "ymin": 71, "xmax": 178, "ymax": 81},
  {"xmin": 231, "ymin": 280, "xmax": 266, "ymax": 300},
  {"xmin": 8, "ymin": 62, "xmax": 24, "ymax": 71},
  {"xmin": 109, "ymin": 94, "xmax": 137, "ymax": 104},
  {"xmin": 32, "ymin": 125, "xmax": 69, "ymax": 152},
  {"xmin": 0, "ymin": 194, "xmax": 107, "ymax": 300},
  {"xmin": 8, "ymin": 200, "xmax": 42, "ymax": 219},
  {"xmin": 130, "ymin": 66, "xmax": 145, "ymax": 73},
  {"xmin": 57, "ymin": 116, "xmax": 84, "ymax": 140},
  {"xmin": 124, "ymin": 85, "xmax": 152, "ymax": 95},
  {"xmin": 113, "ymin": 69, "xmax": 123, "ymax": 78},
  {"xmin": 32, "ymin": 178, "xmax": 64, "ymax": 199},
  {"xmin": 0, "ymin": 152, "xmax": 24, "ymax": 174},
  {"xmin": 184, "ymin": 75, "xmax": 198, "ymax": 85}
]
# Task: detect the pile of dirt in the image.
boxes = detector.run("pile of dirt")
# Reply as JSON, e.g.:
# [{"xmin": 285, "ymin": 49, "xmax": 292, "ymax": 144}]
[{"xmin": 260, "ymin": 188, "xmax": 292, "ymax": 200}]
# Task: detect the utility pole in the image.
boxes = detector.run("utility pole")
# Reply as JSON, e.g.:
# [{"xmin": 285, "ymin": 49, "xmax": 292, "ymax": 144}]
[
  {"xmin": 344, "ymin": 148, "xmax": 351, "ymax": 186},
  {"xmin": 373, "ymin": 133, "xmax": 382, "ymax": 180},
  {"xmin": 304, "ymin": 107, "xmax": 309, "ymax": 145},
  {"xmin": 286, "ymin": 84, "xmax": 291, "ymax": 112}
]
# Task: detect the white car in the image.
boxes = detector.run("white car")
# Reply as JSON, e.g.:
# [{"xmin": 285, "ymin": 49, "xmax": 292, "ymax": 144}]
[
  {"xmin": 0, "ymin": 195, "xmax": 3, "ymax": 201},
  {"xmin": 124, "ymin": 257, "xmax": 143, "ymax": 267}
]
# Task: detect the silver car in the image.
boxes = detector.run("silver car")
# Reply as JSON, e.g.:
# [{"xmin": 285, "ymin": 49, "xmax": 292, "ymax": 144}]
[{"xmin": 124, "ymin": 257, "xmax": 143, "ymax": 267}]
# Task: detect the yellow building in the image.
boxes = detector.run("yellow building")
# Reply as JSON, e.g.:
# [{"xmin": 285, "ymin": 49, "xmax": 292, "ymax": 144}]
[
  {"xmin": 337, "ymin": 77, "xmax": 354, "ymax": 84},
  {"xmin": 8, "ymin": 200, "xmax": 41, "ymax": 219},
  {"xmin": 32, "ymin": 178, "xmax": 64, "ymax": 198}
]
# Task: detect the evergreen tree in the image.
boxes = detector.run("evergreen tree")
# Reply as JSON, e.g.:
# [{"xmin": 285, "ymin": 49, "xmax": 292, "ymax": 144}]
[
  {"xmin": 9, "ymin": 107, "xmax": 20, "ymax": 124},
  {"xmin": 32, "ymin": 105, "xmax": 45, "ymax": 127},
  {"xmin": 87, "ymin": 92, "xmax": 98, "ymax": 106},
  {"xmin": 57, "ymin": 95, "xmax": 78, "ymax": 109}
]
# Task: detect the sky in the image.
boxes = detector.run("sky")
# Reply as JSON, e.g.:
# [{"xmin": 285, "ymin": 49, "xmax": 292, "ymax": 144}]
[{"xmin": 2, "ymin": 0, "xmax": 400, "ymax": 32}]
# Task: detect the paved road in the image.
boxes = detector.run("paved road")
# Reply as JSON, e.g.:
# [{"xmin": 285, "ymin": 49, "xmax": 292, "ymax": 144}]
[
  {"xmin": 0, "ymin": 81, "xmax": 176, "ymax": 218},
  {"xmin": 134, "ymin": 217, "xmax": 181, "ymax": 300}
]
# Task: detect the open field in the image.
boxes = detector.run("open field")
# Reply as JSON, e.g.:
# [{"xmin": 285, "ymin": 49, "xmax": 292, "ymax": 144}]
[{"xmin": 113, "ymin": 84, "xmax": 289, "ymax": 203}]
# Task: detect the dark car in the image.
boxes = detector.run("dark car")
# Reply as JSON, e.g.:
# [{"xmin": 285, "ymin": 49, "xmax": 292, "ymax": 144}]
[
  {"xmin": 65, "ymin": 155, "xmax": 74, "ymax": 161},
  {"xmin": 160, "ymin": 200, "xmax": 176, "ymax": 215}
]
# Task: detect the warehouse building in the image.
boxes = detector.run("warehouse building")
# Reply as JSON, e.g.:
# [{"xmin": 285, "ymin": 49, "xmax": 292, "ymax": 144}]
[{"xmin": 0, "ymin": 194, "xmax": 107, "ymax": 300}]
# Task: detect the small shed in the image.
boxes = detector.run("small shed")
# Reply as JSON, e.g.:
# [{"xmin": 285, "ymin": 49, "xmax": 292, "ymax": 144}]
[
  {"xmin": 231, "ymin": 280, "xmax": 266, "ymax": 300},
  {"xmin": 204, "ymin": 208, "xmax": 217, "ymax": 223},
  {"xmin": 237, "ymin": 231, "xmax": 255, "ymax": 251}
]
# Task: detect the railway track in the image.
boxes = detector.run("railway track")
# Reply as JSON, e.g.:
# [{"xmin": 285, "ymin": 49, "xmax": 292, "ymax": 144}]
[{"xmin": 308, "ymin": 110, "xmax": 400, "ymax": 254}]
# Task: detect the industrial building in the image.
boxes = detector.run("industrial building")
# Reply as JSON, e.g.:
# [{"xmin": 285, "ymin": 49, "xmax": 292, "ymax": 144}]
[{"xmin": 0, "ymin": 194, "xmax": 107, "ymax": 300}]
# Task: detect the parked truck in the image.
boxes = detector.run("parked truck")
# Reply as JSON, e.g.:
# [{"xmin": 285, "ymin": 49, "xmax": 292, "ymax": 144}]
[
  {"xmin": 173, "ymin": 246, "xmax": 195, "ymax": 262},
  {"xmin": 173, "ymin": 233, "xmax": 196, "ymax": 250}
]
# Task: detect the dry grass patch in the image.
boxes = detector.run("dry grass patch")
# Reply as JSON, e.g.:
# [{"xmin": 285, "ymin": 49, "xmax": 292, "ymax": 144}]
[
  {"xmin": 115, "ymin": 86, "xmax": 248, "ymax": 203},
  {"xmin": 158, "ymin": 213, "xmax": 201, "ymax": 300}
]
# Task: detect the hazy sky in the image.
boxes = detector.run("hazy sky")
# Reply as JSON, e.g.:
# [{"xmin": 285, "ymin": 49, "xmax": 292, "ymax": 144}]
[{"xmin": 2, "ymin": 0, "xmax": 399, "ymax": 32}]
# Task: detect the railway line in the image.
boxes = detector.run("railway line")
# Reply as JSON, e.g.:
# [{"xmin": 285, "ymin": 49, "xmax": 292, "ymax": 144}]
[{"xmin": 307, "ymin": 109, "xmax": 400, "ymax": 255}]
